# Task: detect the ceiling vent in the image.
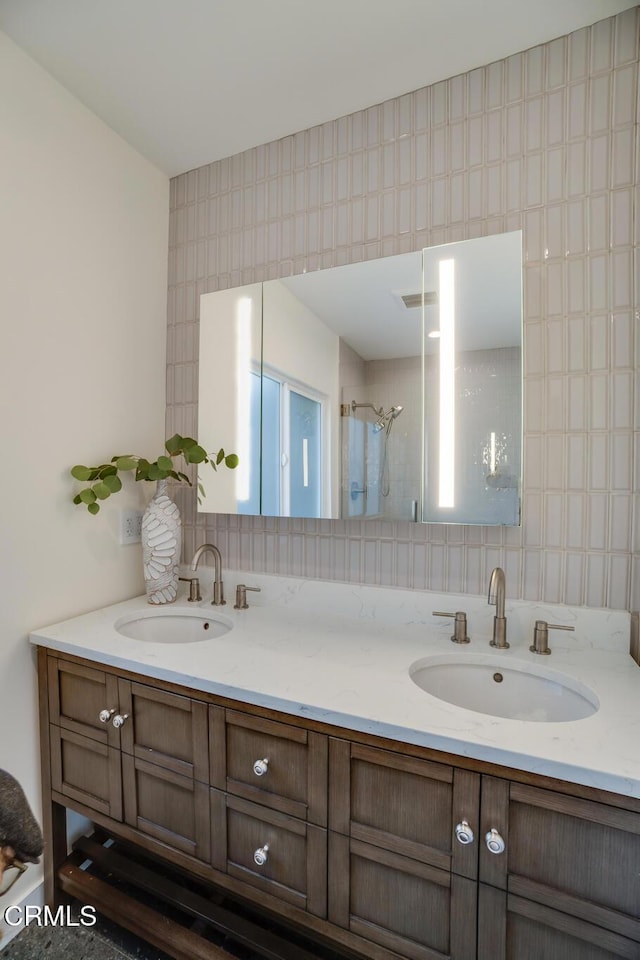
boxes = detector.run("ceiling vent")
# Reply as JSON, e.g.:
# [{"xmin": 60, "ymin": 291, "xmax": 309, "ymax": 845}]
[{"xmin": 401, "ymin": 291, "xmax": 438, "ymax": 309}]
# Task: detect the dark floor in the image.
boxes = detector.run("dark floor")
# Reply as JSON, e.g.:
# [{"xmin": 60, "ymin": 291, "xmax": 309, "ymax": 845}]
[
  {"xmin": 1, "ymin": 901, "xmax": 336, "ymax": 960},
  {"xmin": 2, "ymin": 907, "xmax": 174, "ymax": 959}
]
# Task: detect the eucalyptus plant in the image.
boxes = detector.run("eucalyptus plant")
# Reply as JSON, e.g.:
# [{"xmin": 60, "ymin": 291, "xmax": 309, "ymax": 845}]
[{"xmin": 70, "ymin": 433, "xmax": 238, "ymax": 514}]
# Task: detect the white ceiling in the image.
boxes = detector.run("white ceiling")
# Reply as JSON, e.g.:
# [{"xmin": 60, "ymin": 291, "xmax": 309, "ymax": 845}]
[
  {"xmin": 278, "ymin": 233, "xmax": 522, "ymax": 360},
  {"xmin": 0, "ymin": 0, "xmax": 634, "ymax": 176}
]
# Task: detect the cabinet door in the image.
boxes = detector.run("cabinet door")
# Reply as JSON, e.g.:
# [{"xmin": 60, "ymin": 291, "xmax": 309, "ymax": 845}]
[
  {"xmin": 479, "ymin": 778, "xmax": 640, "ymax": 950},
  {"xmin": 50, "ymin": 726, "xmax": 122, "ymax": 820},
  {"xmin": 479, "ymin": 884, "xmax": 640, "ymax": 960},
  {"xmin": 211, "ymin": 790, "xmax": 327, "ymax": 917},
  {"xmin": 210, "ymin": 707, "xmax": 327, "ymax": 825},
  {"xmin": 122, "ymin": 754, "xmax": 210, "ymax": 861},
  {"xmin": 118, "ymin": 680, "xmax": 209, "ymax": 782},
  {"xmin": 329, "ymin": 740, "xmax": 480, "ymax": 880},
  {"xmin": 329, "ymin": 833, "xmax": 476, "ymax": 960},
  {"xmin": 48, "ymin": 657, "xmax": 119, "ymax": 747}
]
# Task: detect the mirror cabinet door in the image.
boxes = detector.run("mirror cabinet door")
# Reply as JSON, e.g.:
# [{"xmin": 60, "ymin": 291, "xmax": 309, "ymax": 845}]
[
  {"xmin": 421, "ymin": 233, "xmax": 522, "ymax": 525},
  {"xmin": 198, "ymin": 234, "xmax": 522, "ymax": 525}
]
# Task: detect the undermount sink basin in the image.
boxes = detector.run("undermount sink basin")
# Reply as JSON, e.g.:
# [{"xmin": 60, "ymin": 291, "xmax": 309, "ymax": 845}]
[
  {"xmin": 115, "ymin": 608, "xmax": 232, "ymax": 644},
  {"xmin": 409, "ymin": 655, "xmax": 599, "ymax": 722}
]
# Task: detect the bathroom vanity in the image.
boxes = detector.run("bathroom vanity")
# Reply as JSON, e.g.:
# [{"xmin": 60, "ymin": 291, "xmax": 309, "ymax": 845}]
[{"xmin": 31, "ymin": 575, "xmax": 640, "ymax": 960}]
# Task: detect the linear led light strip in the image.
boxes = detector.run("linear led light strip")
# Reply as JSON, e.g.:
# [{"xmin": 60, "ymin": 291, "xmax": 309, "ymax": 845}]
[
  {"xmin": 236, "ymin": 297, "xmax": 252, "ymax": 502},
  {"xmin": 302, "ymin": 438, "xmax": 309, "ymax": 488},
  {"xmin": 438, "ymin": 259, "xmax": 455, "ymax": 509}
]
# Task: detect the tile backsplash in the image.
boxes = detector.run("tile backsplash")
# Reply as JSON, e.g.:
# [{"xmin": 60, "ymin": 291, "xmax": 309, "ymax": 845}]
[{"xmin": 167, "ymin": 8, "xmax": 639, "ymax": 611}]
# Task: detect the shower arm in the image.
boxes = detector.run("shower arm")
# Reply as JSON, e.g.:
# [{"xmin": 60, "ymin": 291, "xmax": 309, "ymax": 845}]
[{"xmin": 351, "ymin": 401, "xmax": 385, "ymax": 417}]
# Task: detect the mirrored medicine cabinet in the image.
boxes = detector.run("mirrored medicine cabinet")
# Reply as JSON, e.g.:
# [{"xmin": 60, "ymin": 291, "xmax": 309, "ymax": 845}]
[{"xmin": 198, "ymin": 231, "xmax": 522, "ymax": 526}]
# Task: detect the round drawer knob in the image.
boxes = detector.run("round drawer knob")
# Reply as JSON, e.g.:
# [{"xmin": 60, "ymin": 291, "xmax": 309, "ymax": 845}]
[
  {"xmin": 253, "ymin": 844, "xmax": 269, "ymax": 866},
  {"xmin": 99, "ymin": 709, "xmax": 115, "ymax": 723},
  {"xmin": 455, "ymin": 820, "xmax": 475, "ymax": 845},
  {"xmin": 112, "ymin": 713, "xmax": 129, "ymax": 729},
  {"xmin": 485, "ymin": 828, "xmax": 506, "ymax": 855},
  {"xmin": 253, "ymin": 758, "xmax": 269, "ymax": 777}
]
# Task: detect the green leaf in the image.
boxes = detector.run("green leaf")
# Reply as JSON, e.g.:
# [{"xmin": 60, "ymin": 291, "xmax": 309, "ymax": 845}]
[
  {"xmin": 179, "ymin": 436, "xmax": 198, "ymax": 450},
  {"xmin": 73, "ymin": 494, "xmax": 82, "ymax": 505},
  {"xmin": 71, "ymin": 465, "xmax": 92, "ymax": 481},
  {"xmin": 176, "ymin": 472, "xmax": 190, "ymax": 483},
  {"xmin": 197, "ymin": 482, "xmax": 206, "ymax": 498},
  {"xmin": 184, "ymin": 443, "xmax": 207, "ymax": 464},
  {"xmin": 135, "ymin": 458, "xmax": 151, "ymax": 481},
  {"xmin": 87, "ymin": 502, "xmax": 100, "ymax": 515},
  {"xmin": 79, "ymin": 488, "xmax": 97, "ymax": 504},
  {"xmin": 96, "ymin": 464, "xmax": 117, "ymax": 478},
  {"xmin": 209, "ymin": 460, "xmax": 217, "ymax": 471},
  {"xmin": 157, "ymin": 455, "xmax": 173, "ymax": 472},
  {"xmin": 147, "ymin": 462, "xmax": 161, "ymax": 480},
  {"xmin": 216, "ymin": 449, "xmax": 225, "ymax": 465},
  {"xmin": 92, "ymin": 482, "xmax": 112, "ymax": 500},
  {"xmin": 103, "ymin": 474, "xmax": 122, "ymax": 493},
  {"xmin": 224, "ymin": 454, "xmax": 239, "ymax": 469},
  {"xmin": 164, "ymin": 434, "xmax": 183, "ymax": 455},
  {"xmin": 113, "ymin": 455, "xmax": 137, "ymax": 471}
]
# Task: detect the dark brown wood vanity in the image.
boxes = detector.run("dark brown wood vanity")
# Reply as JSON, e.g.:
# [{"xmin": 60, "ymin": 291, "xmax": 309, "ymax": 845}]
[{"xmin": 38, "ymin": 646, "xmax": 640, "ymax": 960}]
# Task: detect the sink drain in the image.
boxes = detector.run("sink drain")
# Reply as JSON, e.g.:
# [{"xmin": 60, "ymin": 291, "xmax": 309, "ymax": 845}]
[{"xmin": 493, "ymin": 672, "xmax": 504, "ymax": 683}]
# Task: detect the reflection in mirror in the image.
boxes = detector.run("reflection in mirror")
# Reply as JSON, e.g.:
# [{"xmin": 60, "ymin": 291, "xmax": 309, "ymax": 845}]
[
  {"xmin": 267, "ymin": 251, "xmax": 422, "ymax": 520},
  {"xmin": 198, "ymin": 233, "xmax": 522, "ymax": 525},
  {"xmin": 422, "ymin": 233, "xmax": 522, "ymax": 524},
  {"xmin": 260, "ymin": 278, "xmax": 340, "ymax": 517}
]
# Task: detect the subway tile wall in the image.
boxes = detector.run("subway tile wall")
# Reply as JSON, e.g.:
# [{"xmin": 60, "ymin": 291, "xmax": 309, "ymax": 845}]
[{"xmin": 167, "ymin": 8, "xmax": 639, "ymax": 610}]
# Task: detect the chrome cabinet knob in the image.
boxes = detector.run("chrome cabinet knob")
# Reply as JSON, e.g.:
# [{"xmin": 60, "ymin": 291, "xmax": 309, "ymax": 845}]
[
  {"xmin": 485, "ymin": 828, "xmax": 506, "ymax": 854},
  {"xmin": 112, "ymin": 713, "xmax": 129, "ymax": 729},
  {"xmin": 253, "ymin": 844, "xmax": 269, "ymax": 866},
  {"xmin": 455, "ymin": 820, "xmax": 475, "ymax": 845},
  {"xmin": 253, "ymin": 758, "xmax": 269, "ymax": 777},
  {"xmin": 99, "ymin": 709, "xmax": 115, "ymax": 723}
]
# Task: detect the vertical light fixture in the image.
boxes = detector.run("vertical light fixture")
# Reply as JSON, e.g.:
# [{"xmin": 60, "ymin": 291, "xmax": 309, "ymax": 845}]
[
  {"xmin": 302, "ymin": 437, "xmax": 309, "ymax": 488},
  {"xmin": 438, "ymin": 258, "xmax": 455, "ymax": 508},
  {"xmin": 235, "ymin": 296, "xmax": 252, "ymax": 502},
  {"xmin": 490, "ymin": 431, "xmax": 496, "ymax": 476}
]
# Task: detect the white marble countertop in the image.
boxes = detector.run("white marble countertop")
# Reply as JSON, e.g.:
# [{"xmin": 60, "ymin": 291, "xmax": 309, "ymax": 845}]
[{"xmin": 30, "ymin": 570, "xmax": 640, "ymax": 800}]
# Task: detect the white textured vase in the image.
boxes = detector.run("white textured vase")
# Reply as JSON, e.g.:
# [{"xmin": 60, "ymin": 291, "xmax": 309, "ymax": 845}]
[{"xmin": 142, "ymin": 479, "xmax": 181, "ymax": 604}]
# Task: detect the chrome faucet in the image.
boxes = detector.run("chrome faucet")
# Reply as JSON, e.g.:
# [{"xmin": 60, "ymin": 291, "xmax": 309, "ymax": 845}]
[
  {"xmin": 488, "ymin": 567, "xmax": 509, "ymax": 648},
  {"xmin": 191, "ymin": 543, "xmax": 225, "ymax": 606}
]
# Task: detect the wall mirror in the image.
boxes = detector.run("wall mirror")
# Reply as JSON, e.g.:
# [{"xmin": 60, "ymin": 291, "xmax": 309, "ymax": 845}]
[{"xmin": 198, "ymin": 231, "xmax": 522, "ymax": 525}]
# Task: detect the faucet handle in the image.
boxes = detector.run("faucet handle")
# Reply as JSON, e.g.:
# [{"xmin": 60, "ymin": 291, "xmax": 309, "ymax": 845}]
[
  {"xmin": 433, "ymin": 611, "xmax": 470, "ymax": 644},
  {"xmin": 530, "ymin": 620, "xmax": 575, "ymax": 655},
  {"xmin": 179, "ymin": 576, "xmax": 202, "ymax": 602},
  {"xmin": 234, "ymin": 584, "xmax": 262, "ymax": 609}
]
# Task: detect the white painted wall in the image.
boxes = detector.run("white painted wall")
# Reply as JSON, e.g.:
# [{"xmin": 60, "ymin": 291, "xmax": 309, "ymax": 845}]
[{"xmin": 0, "ymin": 30, "xmax": 168, "ymax": 917}]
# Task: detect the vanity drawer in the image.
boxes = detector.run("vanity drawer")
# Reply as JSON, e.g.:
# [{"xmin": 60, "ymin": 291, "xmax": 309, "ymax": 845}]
[
  {"xmin": 480, "ymin": 778, "xmax": 640, "ymax": 941},
  {"xmin": 329, "ymin": 833, "xmax": 477, "ymax": 960},
  {"xmin": 123, "ymin": 755, "xmax": 210, "ymax": 862},
  {"xmin": 209, "ymin": 707, "xmax": 328, "ymax": 825},
  {"xmin": 211, "ymin": 791, "xmax": 327, "ymax": 917},
  {"xmin": 330, "ymin": 739, "xmax": 480, "ymax": 880},
  {"xmin": 48, "ymin": 657, "xmax": 120, "ymax": 746},
  {"xmin": 50, "ymin": 726, "xmax": 122, "ymax": 821},
  {"xmin": 118, "ymin": 680, "xmax": 209, "ymax": 783}
]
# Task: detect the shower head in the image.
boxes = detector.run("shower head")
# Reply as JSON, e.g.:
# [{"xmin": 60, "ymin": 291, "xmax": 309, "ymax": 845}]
[{"xmin": 373, "ymin": 405, "xmax": 404, "ymax": 433}]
